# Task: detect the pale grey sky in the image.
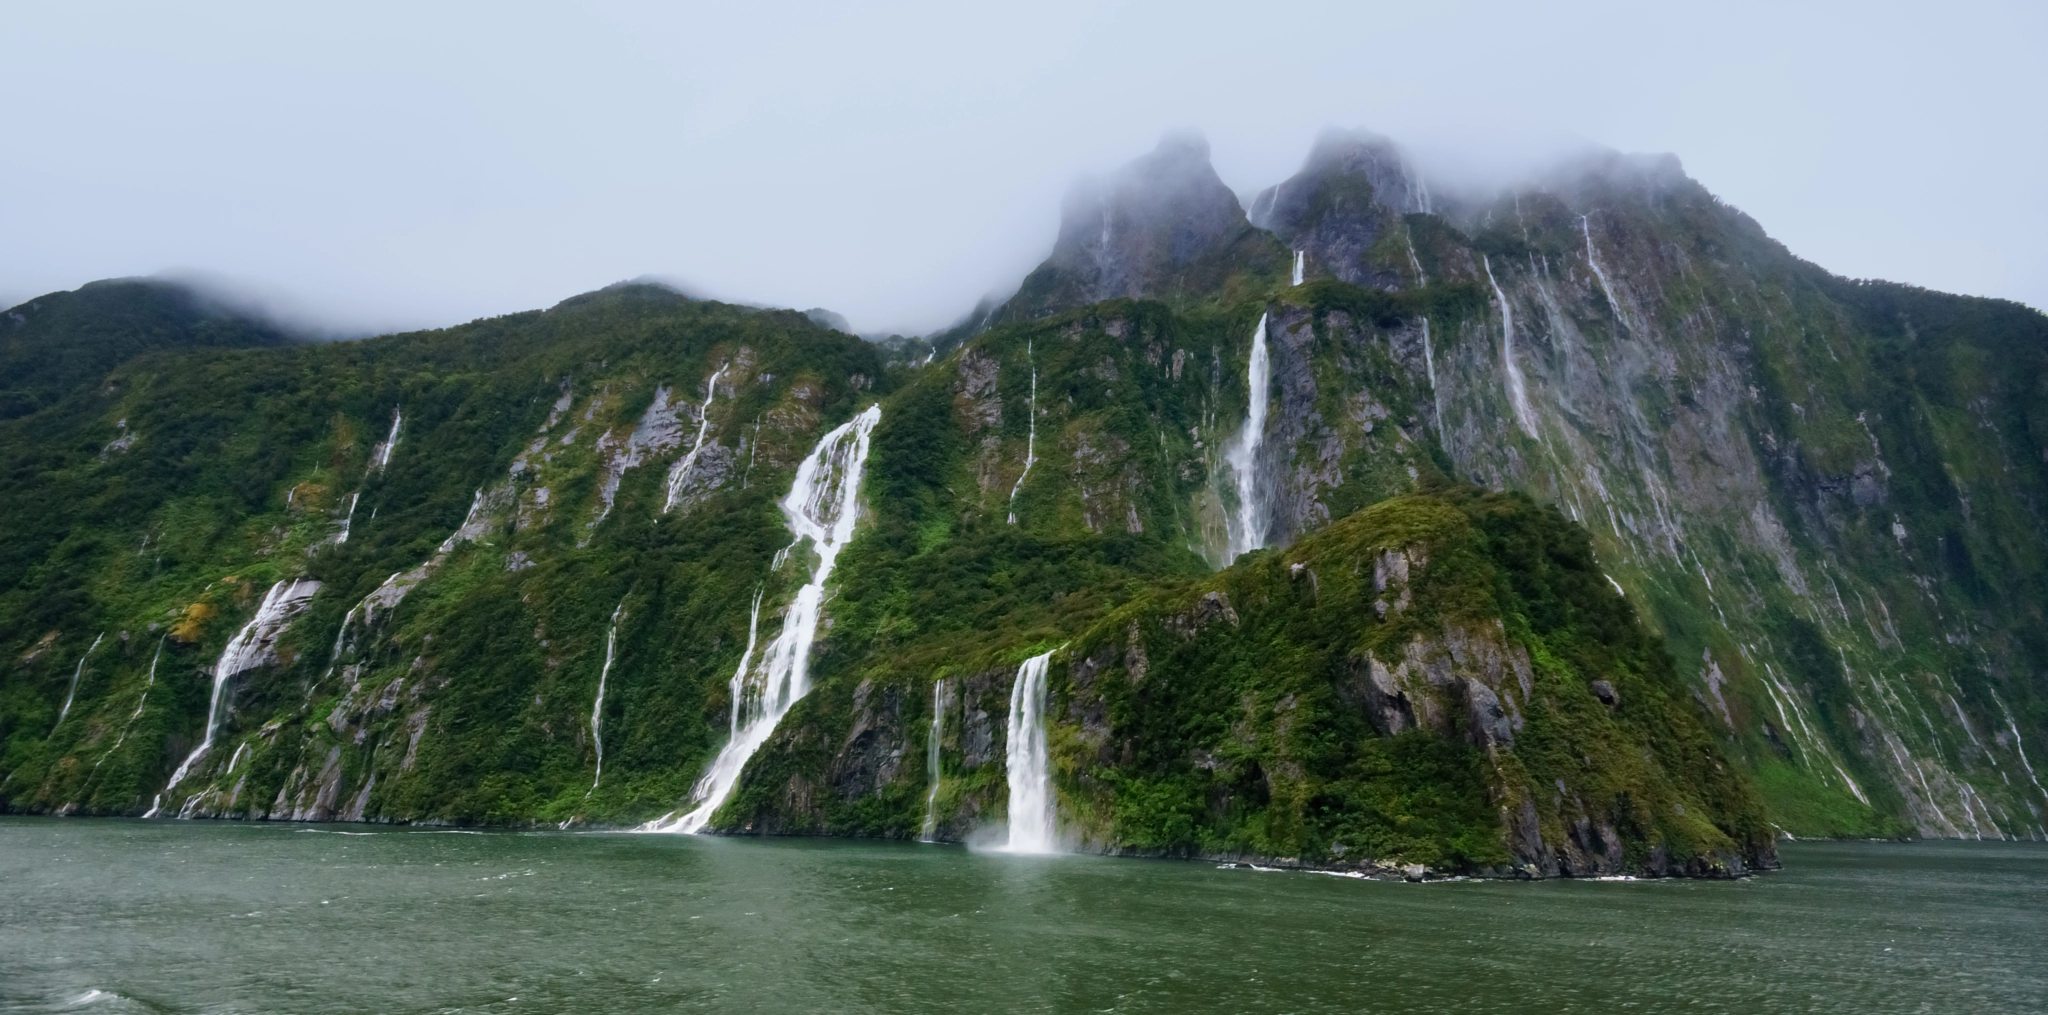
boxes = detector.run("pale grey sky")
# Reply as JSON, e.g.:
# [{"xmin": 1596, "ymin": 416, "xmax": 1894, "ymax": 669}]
[{"xmin": 3, "ymin": 1, "xmax": 2042, "ymax": 336}]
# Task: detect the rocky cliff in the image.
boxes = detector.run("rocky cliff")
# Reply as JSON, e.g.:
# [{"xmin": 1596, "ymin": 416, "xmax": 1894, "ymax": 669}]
[{"xmin": 1, "ymin": 127, "xmax": 2042, "ymax": 872}]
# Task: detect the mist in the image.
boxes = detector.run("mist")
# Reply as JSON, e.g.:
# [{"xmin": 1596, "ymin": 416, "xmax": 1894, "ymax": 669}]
[{"xmin": 3, "ymin": 0, "xmax": 2042, "ymax": 337}]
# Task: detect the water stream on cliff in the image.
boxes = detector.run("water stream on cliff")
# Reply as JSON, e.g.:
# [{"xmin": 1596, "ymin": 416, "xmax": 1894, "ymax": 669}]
[
  {"xmin": 1291, "ymin": 251, "xmax": 1304, "ymax": 286},
  {"xmin": 6, "ymin": 824, "xmax": 2043, "ymax": 1014},
  {"xmin": 1225, "ymin": 312, "xmax": 1272, "ymax": 560},
  {"xmin": 588, "ymin": 602, "xmax": 623, "ymax": 794},
  {"xmin": 147, "ymin": 578, "xmax": 322, "ymax": 818},
  {"xmin": 1006, "ymin": 342, "xmax": 1036, "ymax": 525},
  {"xmin": 1482, "ymin": 255, "xmax": 1541, "ymax": 439},
  {"xmin": 1001, "ymin": 649, "xmax": 1058, "ymax": 853},
  {"xmin": 646, "ymin": 405, "xmax": 882, "ymax": 834},
  {"xmin": 920, "ymin": 680, "xmax": 950, "ymax": 841},
  {"xmin": 663, "ymin": 363, "xmax": 730, "ymax": 513},
  {"xmin": 54, "ymin": 633, "xmax": 104, "ymax": 727}
]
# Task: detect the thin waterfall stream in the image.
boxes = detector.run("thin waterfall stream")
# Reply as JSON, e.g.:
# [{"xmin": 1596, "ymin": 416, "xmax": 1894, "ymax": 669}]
[
  {"xmin": 664, "ymin": 363, "xmax": 730, "ymax": 512},
  {"xmin": 1483, "ymin": 255, "xmax": 1541, "ymax": 439},
  {"xmin": 148, "ymin": 578, "xmax": 321, "ymax": 817},
  {"xmin": 920, "ymin": 679, "xmax": 951, "ymax": 840},
  {"xmin": 1001, "ymin": 649, "xmax": 1059, "ymax": 853},
  {"xmin": 1225, "ymin": 312, "xmax": 1272, "ymax": 560},
  {"xmin": 588, "ymin": 602, "xmax": 623, "ymax": 793},
  {"xmin": 1007, "ymin": 342, "xmax": 1037, "ymax": 524},
  {"xmin": 645, "ymin": 404, "xmax": 882, "ymax": 834},
  {"xmin": 54, "ymin": 633, "xmax": 104, "ymax": 727}
]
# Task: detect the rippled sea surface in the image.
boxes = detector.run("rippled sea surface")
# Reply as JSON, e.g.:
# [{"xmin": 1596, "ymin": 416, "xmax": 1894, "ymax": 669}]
[{"xmin": 3, "ymin": 819, "xmax": 2045, "ymax": 1013}]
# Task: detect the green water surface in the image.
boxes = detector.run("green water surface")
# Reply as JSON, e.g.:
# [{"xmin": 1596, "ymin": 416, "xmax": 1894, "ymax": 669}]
[{"xmin": 3, "ymin": 819, "xmax": 2043, "ymax": 1013}]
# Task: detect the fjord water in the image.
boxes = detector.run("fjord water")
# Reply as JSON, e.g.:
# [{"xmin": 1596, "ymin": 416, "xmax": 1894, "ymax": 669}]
[{"xmin": 5, "ymin": 821, "xmax": 2045, "ymax": 1014}]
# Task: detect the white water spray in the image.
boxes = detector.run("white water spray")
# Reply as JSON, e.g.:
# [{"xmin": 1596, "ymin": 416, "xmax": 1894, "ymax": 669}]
[
  {"xmin": 589, "ymin": 602, "xmax": 623, "ymax": 793},
  {"xmin": 646, "ymin": 405, "xmax": 883, "ymax": 834},
  {"xmin": 920, "ymin": 679, "xmax": 951, "ymax": 840},
  {"xmin": 1291, "ymin": 251, "xmax": 1305, "ymax": 286},
  {"xmin": 1225, "ymin": 312, "xmax": 1272, "ymax": 559},
  {"xmin": 336, "ymin": 492, "xmax": 361, "ymax": 544},
  {"xmin": 1483, "ymin": 256, "xmax": 1541, "ymax": 439},
  {"xmin": 664, "ymin": 364, "xmax": 731, "ymax": 513},
  {"xmin": 1008, "ymin": 342, "xmax": 1038, "ymax": 524},
  {"xmin": 1002, "ymin": 649, "xmax": 1059, "ymax": 853},
  {"xmin": 55, "ymin": 633, "xmax": 104, "ymax": 726},
  {"xmin": 148, "ymin": 578, "xmax": 321, "ymax": 817}
]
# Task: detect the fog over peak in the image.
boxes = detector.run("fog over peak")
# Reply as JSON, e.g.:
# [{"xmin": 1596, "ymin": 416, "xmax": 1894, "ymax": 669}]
[{"xmin": 2, "ymin": 1, "xmax": 2041, "ymax": 338}]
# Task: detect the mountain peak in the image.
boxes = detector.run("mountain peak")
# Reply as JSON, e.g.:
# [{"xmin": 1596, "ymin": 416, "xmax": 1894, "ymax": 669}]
[{"xmin": 1003, "ymin": 132, "xmax": 1285, "ymax": 319}]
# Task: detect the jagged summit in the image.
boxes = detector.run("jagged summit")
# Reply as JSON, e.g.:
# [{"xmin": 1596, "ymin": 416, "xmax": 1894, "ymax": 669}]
[
  {"xmin": 1246, "ymin": 128, "xmax": 1435, "ymax": 290},
  {"xmin": 1002, "ymin": 132, "xmax": 1287, "ymax": 319}
]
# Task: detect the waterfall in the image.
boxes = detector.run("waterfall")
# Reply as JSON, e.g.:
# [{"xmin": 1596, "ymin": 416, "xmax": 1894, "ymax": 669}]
[
  {"xmin": 1291, "ymin": 251, "xmax": 1305, "ymax": 286},
  {"xmin": 55, "ymin": 633, "xmax": 104, "ymax": 727},
  {"xmin": 1224, "ymin": 312, "xmax": 1272, "ymax": 559},
  {"xmin": 920, "ymin": 679, "xmax": 951, "ymax": 840},
  {"xmin": 89, "ymin": 637, "xmax": 163, "ymax": 785},
  {"xmin": 588, "ymin": 602, "xmax": 623, "ymax": 793},
  {"xmin": 1581, "ymin": 215, "xmax": 1625, "ymax": 330},
  {"xmin": 1001, "ymin": 649, "xmax": 1059, "ymax": 853},
  {"xmin": 1007, "ymin": 342, "xmax": 1037, "ymax": 525},
  {"xmin": 372, "ymin": 407, "xmax": 403, "ymax": 472},
  {"xmin": 336, "ymin": 492, "xmax": 361, "ymax": 544},
  {"xmin": 1483, "ymin": 256, "xmax": 1541, "ymax": 439},
  {"xmin": 147, "ymin": 578, "xmax": 321, "ymax": 818},
  {"xmin": 664, "ymin": 363, "xmax": 731, "ymax": 513},
  {"xmin": 1420, "ymin": 318, "xmax": 1443, "ymax": 433},
  {"xmin": 1405, "ymin": 225, "xmax": 1429, "ymax": 287},
  {"xmin": 645, "ymin": 404, "xmax": 882, "ymax": 834}
]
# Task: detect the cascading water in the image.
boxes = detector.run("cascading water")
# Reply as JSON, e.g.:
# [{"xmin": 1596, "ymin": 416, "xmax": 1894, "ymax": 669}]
[
  {"xmin": 920, "ymin": 679, "xmax": 951, "ymax": 841},
  {"xmin": 1291, "ymin": 251, "xmax": 1305, "ymax": 286},
  {"xmin": 1420, "ymin": 318, "xmax": 1443, "ymax": 432},
  {"xmin": 664, "ymin": 364, "xmax": 730, "ymax": 512},
  {"xmin": 1007, "ymin": 342, "xmax": 1037, "ymax": 525},
  {"xmin": 373, "ymin": 407, "xmax": 403, "ymax": 472},
  {"xmin": 89, "ymin": 637, "xmax": 163, "ymax": 785},
  {"xmin": 1482, "ymin": 256, "xmax": 1541, "ymax": 439},
  {"xmin": 1224, "ymin": 312, "xmax": 1272, "ymax": 559},
  {"xmin": 589, "ymin": 602, "xmax": 623, "ymax": 793},
  {"xmin": 1001, "ymin": 649, "xmax": 1059, "ymax": 853},
  {"xmin": 55, "ymin": 633, "xmax": 104, "ymax": 726},
  {"xmin": 645, "ymin": 404, "xmax": 882, "ymax": 834},
  {"xmin": 1581, "ymin": 215, "xmax": 1626, "ymax": 329},
  {"xmin": 147, "ymin": 578, "xmax": 321, "ymax": 818}
]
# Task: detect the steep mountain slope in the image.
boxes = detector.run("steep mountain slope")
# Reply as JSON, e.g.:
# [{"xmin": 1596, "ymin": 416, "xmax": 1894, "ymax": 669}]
[
  {"xmin": 0, "ymin": 126, "xmax": 2040, "ymax": 869},
  {"xmin": 0, "ymin": 278, "xmax": 296, "ymax": 420}
]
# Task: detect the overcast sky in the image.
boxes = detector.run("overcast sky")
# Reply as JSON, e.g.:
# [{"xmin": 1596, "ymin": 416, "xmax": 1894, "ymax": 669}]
[{"xmin": 3, "ymin": 1, "xmax": 2042, "ymax": 336}]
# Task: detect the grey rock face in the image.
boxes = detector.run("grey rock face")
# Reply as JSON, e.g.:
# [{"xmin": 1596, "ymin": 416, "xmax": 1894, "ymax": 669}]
[
  {"xmin": 1252, "ymin": 128, "xmax": 1431, "ymax": 289},
  {"xmin": 1006, "ymin": 133, "xmax": 1284, "ymax": 318}
]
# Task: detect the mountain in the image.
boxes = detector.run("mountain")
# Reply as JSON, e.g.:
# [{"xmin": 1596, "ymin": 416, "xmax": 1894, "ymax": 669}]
[
  {"xmin": 1, "ymin": 129, "xmax": 2042, "ymax": 874},
  {"xmin": 0, "ymin": 278, "xmax": 297, "ymax": 420}
]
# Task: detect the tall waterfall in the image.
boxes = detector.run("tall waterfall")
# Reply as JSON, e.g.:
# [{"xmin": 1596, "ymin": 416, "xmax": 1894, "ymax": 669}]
[
  {"xmin": 1483, "ymin": 256, "xmax": 1541, "ymax": 439},
  {"xmin": 148, "ymin": 578, "xmax": 321, "ymax": 817},
  {"xmin": 664, "ymin": 363, "xmax": 730, "ymax": 513},
  {"xmin": 588, "ymin": 602, "xmax": 623, "ymax": 793},
  {"xmin": 1421, "ymin": 318, "xmax": 1443, "ymax": 432},
  {"xmin": 1001, "ymin": 649, "xmax": 1058, "ymax": 853},
  {"xmin": 646, "ymin": 404, "xmax": 882, "ymax": 834},
  {"xmin": 920, "ymin": 679, "xmax": 951, "ymax": 840},
  {"xmin": 1007, "ymin": 342, "xmax": 1037, "ymax": 525},
  {"xmin": 1291, "ymin": 251, "xmax": 1305, "ymax": 286},
  {"xmin": 55, "ymin": 633, "xmax": 104, "ymax": 726},
  {"xmin": 1225, "ymin": 312, "xmax": 1272, "ymax": 559}
]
